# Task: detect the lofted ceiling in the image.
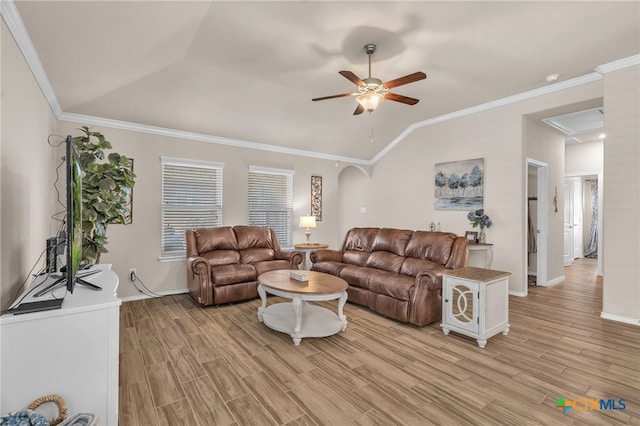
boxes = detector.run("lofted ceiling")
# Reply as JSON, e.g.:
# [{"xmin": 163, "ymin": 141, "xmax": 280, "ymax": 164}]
[{"xmin": 8, "ymin": 1, "xmax": 640, "ymax": 162}]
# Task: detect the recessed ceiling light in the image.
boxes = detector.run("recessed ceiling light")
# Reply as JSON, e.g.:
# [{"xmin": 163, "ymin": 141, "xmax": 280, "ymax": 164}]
[
  {"xmin": 545, "ymin": 74, "xmax": 560, "ymax": 83},
  {"xmin": 599, "ymin": 133, "xmax": 606, "ymax": 139}
]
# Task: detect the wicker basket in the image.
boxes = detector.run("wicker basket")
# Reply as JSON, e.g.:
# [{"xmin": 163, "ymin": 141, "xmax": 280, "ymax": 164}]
[{"xmin": 28, "ymin": 394, "xmax": 67, "ymax": 426}]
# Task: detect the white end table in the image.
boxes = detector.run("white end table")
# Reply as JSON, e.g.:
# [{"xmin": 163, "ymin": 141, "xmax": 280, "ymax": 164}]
[
  {"xmin": 467, "ymin": 242, "xmax": 494, "ymax": 268},
  {"xmin": 441, "ymin": 266, "xmax": 510, "ymax": 348},
  {"xmin": 294, "ymin": 242, "xmax": 329, "ymax": 270}
]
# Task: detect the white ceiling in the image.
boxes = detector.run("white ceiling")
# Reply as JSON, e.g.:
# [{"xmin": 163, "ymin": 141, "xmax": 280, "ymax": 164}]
[{"xmin": 9, "ymin": 1, "xmax": 640, "ymax": 162}]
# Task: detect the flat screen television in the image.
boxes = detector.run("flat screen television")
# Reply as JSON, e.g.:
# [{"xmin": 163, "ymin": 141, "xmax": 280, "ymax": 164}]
[{"xmin": 66, "ymin": 135, "xmax": 83, "ymax": 293}]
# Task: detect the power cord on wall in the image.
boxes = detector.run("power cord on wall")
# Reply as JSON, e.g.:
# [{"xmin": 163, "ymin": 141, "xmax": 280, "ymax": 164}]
[{"xmin": 130, "ymin": 270, "xmax": 163, "ymax": 298}]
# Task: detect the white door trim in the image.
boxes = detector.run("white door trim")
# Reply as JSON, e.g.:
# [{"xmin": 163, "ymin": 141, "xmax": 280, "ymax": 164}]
[{"xmin": 526, "ymin": 159, "xmax": 549, "ymax": 292}]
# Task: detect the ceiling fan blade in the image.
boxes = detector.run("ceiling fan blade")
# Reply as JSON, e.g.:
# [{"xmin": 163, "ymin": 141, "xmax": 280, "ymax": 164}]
[
  {"xmin": 339, "ymin": 71, "xmax": 366, "ymax": 87},
  {"xmin": 383, "ymin": 72, "xmax": 427, "ymax": 89},
  {"xmin": 353, "ymin": 104, "xmax": 365, "ymax": 115},
  {"xmin": 385, "ymin": 92, "xmax": 420, "ymax": 105},
  {"xmin": 312, "ymin": 93, "xmax": 356, "ymax": 101}
]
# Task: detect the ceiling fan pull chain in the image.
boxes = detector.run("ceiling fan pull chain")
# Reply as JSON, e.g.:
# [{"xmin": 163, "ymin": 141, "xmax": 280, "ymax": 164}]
[{"xmin": 369, "ymin": 113, "xmax": 375, "ymax": 143}]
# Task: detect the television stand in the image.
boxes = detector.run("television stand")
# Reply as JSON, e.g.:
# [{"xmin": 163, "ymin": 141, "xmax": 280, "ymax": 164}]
[
  {"xmin": 76, "ymin": 277, "xmax": 102, "ymax": 291},
  {"xmin": 33, "ymin": 269, "xmax": 103, "ymax": 297}
]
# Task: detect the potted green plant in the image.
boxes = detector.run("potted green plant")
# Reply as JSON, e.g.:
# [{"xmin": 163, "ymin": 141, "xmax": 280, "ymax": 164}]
[{"xmin": 73, "ymin": 126, "xmax": 136, "ymax": 263}]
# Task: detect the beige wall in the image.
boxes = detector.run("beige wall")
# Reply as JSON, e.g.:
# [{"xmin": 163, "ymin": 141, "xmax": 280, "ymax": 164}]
[
  {"xmin": 565, "ymin": 140, "xmax": 603, "ymax": 175},
  {"xmin": 55, "ymin": 122, "xmax": 348, "ymax": 299},
  {"xmin": 338, "ymin": 81, "xmax": 604, "ymax": 296},
  {"xmin": 602, "ymin": 65, "xmax": 640, "ymax": 322},
  {"xmin": 1, "ymin": 23, "xmax": 58, "ymax": 310}
]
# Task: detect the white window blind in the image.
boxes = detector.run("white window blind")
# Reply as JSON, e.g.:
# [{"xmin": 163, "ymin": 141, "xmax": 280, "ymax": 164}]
[
  {"xmin": 248, "ymin": 166, "xmax": 294, "ymax": 247},
  {"xmin": 161, "ymin": 157, "xmax": 223, "ymax": 258}
]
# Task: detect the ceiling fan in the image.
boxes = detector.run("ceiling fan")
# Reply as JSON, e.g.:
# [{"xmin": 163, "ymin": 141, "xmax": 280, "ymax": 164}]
[{"xmin": 312, "ymin": 43, "xmax": 427, "ymax": 115}]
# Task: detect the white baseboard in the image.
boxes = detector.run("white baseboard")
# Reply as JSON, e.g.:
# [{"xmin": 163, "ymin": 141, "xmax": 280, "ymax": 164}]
[
  {"xmin": 120, "ymin": 288, "xmax": 188, "ymax": 302},
  {"xmin": 537, "ymin": 275, "xmax": 565, "ymax": 287},
  {"xmin": 509, "ymin": 290, "xmax": 527, "ymax": 297},
  {"xmin": 600, "ymin": 312, "xmax": 640, "ymax": 326}
]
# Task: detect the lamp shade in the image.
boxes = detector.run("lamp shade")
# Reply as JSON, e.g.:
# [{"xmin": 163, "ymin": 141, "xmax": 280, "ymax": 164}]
[
  {"xmin": 299, "ymin": 215, "xmax": 317, "ymax": 228},
  {"xmin": 356, "ymin": 92, "xmax": 384, "ymax": 112}
]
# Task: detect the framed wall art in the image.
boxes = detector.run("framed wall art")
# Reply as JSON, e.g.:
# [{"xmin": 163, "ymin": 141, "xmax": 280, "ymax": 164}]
[
  {"xmin": 311, "ymin": 175, "xmax": 322, "ymax": 221},
  {"xmin": 434, "ymin": 158, "xmax": 484, "ymax": 211}
]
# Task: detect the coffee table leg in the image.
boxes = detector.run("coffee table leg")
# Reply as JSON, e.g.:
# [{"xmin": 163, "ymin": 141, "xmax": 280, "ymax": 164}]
[
  {"xmin": 337, "ymin": 291, "xmax": 348, "ymax": 331},
  {"xmin": 257, "ymin": 284, "xmax": 267, "ymax": 322}
]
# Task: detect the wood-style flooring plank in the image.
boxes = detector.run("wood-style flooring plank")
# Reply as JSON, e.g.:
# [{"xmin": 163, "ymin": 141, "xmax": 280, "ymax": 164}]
[{"xmin": 118, "ymin": 259, "xmax": 640, "ymax": 425}]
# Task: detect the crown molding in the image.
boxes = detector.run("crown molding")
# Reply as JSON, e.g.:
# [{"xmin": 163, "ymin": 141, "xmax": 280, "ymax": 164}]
[
  {"xmin": 58, "ymin": 112, "xmax": 371, "ymax": 166},
  {"xmin": 1, "ymin": 0, "xmax": 62, "ymax": 117},
  {"xmin": 370, "ymin": 72, "xmax": 603, "ymax": 164},
  {"xmin": 595, "ymin": 54, "xmax": 640, "ymax": 74}
]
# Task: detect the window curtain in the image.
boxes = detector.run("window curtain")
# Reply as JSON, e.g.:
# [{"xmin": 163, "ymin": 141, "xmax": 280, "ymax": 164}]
[{"xmin": 584, "ymin": 179, "xmax": 598, "ymax": 258}]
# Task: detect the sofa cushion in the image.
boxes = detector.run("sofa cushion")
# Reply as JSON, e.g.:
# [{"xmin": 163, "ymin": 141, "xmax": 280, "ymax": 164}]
[
  {"xmin": 210, "ymin": 264, "xmax": 257, "ymax": 286},
  {"xmin": 371, "ymin": 228, "xmax": 413, "ymax": 256},
  {"xmin": 366, "ymin": 251, "xmax": 405, "ymax": 273},
  {"xmin": 343, "ymin": 250, "xmax": 370, "ymax": 266},
  {"xmin": 252, "ymin": 259, "xmax": 295, "ymax": 276},
  {"xmin": 195, "ymin": 226, "xmax": 239, "ymax": 252},
  {"xmin": 201, "ymin": 250, "xmax": 240, "ymax": 267},
  {"xmin": 368, "ymin": 271, "xmax": 414, "ymax": 301},
  {"xmin": 404, "ymin": 231, "xmax": 456, "ymax": 264},
  {"xmin": 339, "ymin": 265, "xmax": 379, "ymax": 290},
  {"xmin": 235, "ymin": 226, "xmax": 274, "ymax": 250},
  {"xmin": 400, "ymin": 257, "xmax": 445, "ymax": 277},
  {"xmin": 342, "ymin": 228, "xmax": 380, "ymax": 252},
  {"xmin": 240, "ymin": 248, "xmax": 275, "ymax": 263}
]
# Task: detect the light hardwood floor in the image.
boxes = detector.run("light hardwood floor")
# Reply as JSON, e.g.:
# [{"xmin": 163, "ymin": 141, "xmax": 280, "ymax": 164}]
[{"xmin": 119, "ymin": 258, "xmax": 640, "ymax": 425}]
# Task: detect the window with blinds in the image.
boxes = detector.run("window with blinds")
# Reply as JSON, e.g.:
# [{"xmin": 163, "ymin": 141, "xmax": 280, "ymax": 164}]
[
  {"xmin": 248, "ymin": 166, "xmax": 294, "ymax": 247},
  {"xmin": 161, "ymin": 157, "xmax": 223, "ymax": 258}
]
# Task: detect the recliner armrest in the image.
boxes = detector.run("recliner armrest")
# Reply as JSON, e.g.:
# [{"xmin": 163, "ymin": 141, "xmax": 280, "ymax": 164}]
[
  {"xmin": 186, "ymin": 256, "xmax": 213, "ymax": 306},
  {"xmin": 275, "ymin": 249, "xmax": 303, "ymax": 266},
  {"xmin": 310, "ymin": 249, "xmax": 343, "ymax": 263}
]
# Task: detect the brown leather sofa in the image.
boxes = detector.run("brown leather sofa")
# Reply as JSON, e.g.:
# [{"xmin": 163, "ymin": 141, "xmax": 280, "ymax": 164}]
[
  {"xmin": 185, "ymin": 226, "xmax": 303, "ymax": 306},
  {"xmin": 310, "ymin": 228, "xmax": 468, "ymax": 326}
]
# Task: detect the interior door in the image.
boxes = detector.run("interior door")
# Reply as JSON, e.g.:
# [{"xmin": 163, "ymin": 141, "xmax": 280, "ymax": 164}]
[
  {"xmin": 572, "ymin": 179, "xmax": 583, "ymax": 259},
  {"xmin": 563, "ymin": 179, "xmax": 573, "ymax": 266}
]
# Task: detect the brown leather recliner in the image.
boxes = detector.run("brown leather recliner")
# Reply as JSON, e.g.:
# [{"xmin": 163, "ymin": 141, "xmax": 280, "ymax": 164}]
[
  {"xmin": 185, "ymin": 226, "xmax": 303, "ymax": 306},
  {"xmin": 310, "ymin": 228, "xmax": 468, "ymax": 326}
]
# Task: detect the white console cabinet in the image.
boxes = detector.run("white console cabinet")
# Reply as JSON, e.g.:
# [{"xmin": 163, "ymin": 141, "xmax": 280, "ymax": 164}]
[
  {"xmin": 1, "ymin": 265, "xmax": 120, "ymax": 424},
  {"xmin": 441, "ymin": 266, "xmax": 510, "ymax": 348}
]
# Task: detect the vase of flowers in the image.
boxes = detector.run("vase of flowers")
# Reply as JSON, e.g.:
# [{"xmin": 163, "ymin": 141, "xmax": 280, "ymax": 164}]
[{"xmin": 468, "ymin": 209, "xmax": 492, "ymax": 243}]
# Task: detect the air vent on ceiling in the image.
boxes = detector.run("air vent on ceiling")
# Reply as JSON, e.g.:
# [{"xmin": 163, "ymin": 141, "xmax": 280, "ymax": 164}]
[{"xmin": 543, "ymin": 107, "xmax": 604, "ymax": 136}]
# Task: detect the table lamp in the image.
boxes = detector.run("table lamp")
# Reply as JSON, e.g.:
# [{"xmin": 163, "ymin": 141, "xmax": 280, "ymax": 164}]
[{"xmin": 299, "ymin": 215, "xmax": 317, "ymax": 243}]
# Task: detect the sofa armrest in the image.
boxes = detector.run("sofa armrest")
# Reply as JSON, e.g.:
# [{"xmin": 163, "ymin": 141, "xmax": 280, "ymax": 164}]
[
  {"xmin": 408, "ymin": 270, "xmax": 443, "ymax": 326},
  {"xmin": 310, "ymin": 249, "xmax": 343, "ymax": 263},
  {"xmin": 275, "ymin": 249, "xmax": 303, "ymax": 266},
  {"xmin": 416, "ymin": 270, "xmax": 443, "ymax": 290},
  {"xmin": 186, "ymin": 256, "xmax": 213, "ymax": 306}
]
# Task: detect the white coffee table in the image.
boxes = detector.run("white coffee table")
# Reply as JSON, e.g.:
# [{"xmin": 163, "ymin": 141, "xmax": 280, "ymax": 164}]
[{"xmin": 257, "ymin": 270, "xmax": 348, "ymax": 345}]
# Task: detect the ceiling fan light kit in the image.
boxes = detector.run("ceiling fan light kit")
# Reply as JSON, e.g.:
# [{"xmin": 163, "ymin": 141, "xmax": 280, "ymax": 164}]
[{"xmin": 312, "ymin": 43, "xmax": 426, "ymax": 115}]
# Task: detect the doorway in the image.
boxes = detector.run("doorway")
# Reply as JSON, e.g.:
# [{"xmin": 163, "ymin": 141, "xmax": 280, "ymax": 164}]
[
  {"xmin": 526, "ymin": 159, "xmax": 548, "ymax": 291},
  {"xmin": 564, "ymin": 172, "xmax": 603, "ymax": 276}
]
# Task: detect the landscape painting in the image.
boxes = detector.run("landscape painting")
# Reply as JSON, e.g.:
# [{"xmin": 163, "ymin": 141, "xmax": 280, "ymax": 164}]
[{"xmin": 435, "ymin": 158, "xmax": 484, "ymax": 210}]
